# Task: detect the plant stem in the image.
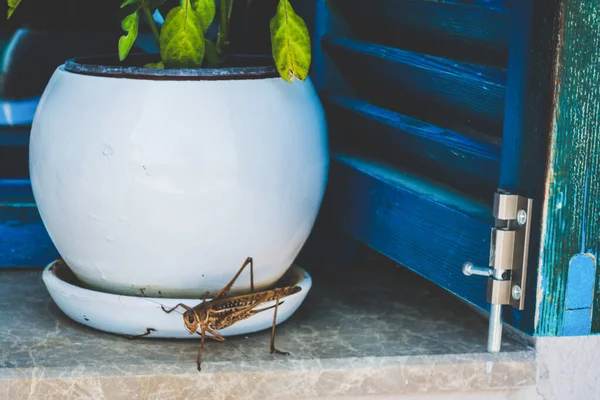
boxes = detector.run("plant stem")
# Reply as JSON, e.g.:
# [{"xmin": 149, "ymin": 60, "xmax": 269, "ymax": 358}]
[
  {"xmin": 217, "ymin": 0, "xmax": 233, "ymax": 56},
  {"xmin": 143, "ymin": 7, "xmax": 161, "ymax": 48}
]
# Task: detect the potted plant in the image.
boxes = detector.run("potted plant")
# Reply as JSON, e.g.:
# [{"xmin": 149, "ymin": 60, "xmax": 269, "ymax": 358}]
[{"xmin": 9, "ymin": 0, "xmax": 328, "ymax": 299}]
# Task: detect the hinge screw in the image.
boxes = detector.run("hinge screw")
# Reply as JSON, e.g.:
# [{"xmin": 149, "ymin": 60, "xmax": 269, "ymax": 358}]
[
  {"xmin": 512, "ymin": 284, "xmax": 522, "ymax": 300},
  {"xmin": 517, "ymin": 209, "xmax": 528, "ymax": 226}
]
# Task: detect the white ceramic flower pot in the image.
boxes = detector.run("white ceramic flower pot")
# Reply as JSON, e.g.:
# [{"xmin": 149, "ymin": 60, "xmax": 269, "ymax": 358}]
[{"xmin": 30, "ymin": 55, "xmax": 328, "ymax": 298}]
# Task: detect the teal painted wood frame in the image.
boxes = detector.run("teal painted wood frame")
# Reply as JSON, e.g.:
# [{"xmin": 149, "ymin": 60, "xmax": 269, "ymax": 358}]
[
  {"xmin": 503, "ymin": 0, "xmax": 600, "ymax": 336},
  {"xmin": 532, "ymin": 0, "xmax": 600, "ymax": 336}
]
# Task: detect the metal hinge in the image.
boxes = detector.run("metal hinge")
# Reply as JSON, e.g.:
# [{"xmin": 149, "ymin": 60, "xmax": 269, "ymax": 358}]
[{"xmin": 462, "ymin": 190, "xmax": 533, "ymax": 353}]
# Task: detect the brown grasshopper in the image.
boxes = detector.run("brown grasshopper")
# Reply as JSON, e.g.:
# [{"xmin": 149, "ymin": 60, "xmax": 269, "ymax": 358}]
[{"xmin": 160, "ymin": 257, "xmax": 301, "ymax": 371}]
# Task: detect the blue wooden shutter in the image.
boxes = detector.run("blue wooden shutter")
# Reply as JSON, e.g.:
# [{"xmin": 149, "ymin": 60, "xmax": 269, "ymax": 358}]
[{"xmin": 314, "ymin": 0, "xmax": 517, "ymax": 326}]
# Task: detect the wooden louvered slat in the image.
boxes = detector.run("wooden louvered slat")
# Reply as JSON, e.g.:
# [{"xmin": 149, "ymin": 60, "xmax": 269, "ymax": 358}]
[
  {"xmin": 327, "ymin": 153, "xmax": 493, "ymax": 310},
  {"xmin": 329, "ymin": 0, "xmax": 510, "ymax": 66},
  {"xmin": 325, "ymin": 95, "xmax": 501, "ymax": 197},
  {"xmin": 323, "ymin": 35, "xmax": 507, "ymax": 138}
]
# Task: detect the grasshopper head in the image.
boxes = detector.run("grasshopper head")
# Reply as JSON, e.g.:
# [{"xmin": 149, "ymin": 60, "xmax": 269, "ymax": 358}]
[{"xmin": 182, "ymin": 310, "xmax": 200, "ymax": 334}]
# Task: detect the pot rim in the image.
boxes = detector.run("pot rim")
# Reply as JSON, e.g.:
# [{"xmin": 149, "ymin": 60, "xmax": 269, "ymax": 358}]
[{"xmin": 63, "ymin": 53, "xmax": 280, "ymax": 81}]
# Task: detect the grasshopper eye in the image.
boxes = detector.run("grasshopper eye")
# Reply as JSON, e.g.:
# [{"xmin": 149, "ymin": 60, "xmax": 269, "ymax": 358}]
[{"xmin": 187, "ymin": 314, "xmax": 195, "ymax": 323}]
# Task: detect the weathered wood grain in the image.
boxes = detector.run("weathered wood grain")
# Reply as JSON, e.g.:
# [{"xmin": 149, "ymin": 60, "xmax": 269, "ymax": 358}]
[
  {"xmin": 329, "ymin": 153, "xmax": 493, "ymax": 310},
  {"xmin": 534, "ymin": 0, "xmax": 600, "ymax": 336}
]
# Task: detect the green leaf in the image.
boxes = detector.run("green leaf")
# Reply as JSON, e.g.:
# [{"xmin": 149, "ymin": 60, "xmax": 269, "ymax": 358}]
[
  {"xmin": 159, "ymin": 0, "xmax": 205, "ymax": 68},
  {"xmin": 191, "ymin": 0, "xmax": 215, "ymax": 34},
  {"xmin": 270, "ymin": 0, "xmax": 311, "ymax": 82},
  {"xmin": 7, "ymin": 0, "xmax": 23, "ymax": 18},
  {"xmin": 144, "ymin": 61, "xmax": 165, "ymax": 68},
  {"xmin": 120, "ymin": 0, "xmax": 138, "ymax": 8},
  {"xmin": 118, "ymin": 10, "xmax": 140, "ymax": 61},
  {"xmin": 204, "ymin": 39, "xmax": 218, "ymax": 67}
]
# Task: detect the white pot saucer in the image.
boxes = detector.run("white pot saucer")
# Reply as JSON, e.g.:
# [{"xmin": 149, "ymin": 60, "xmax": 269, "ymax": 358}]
[{"xmin": 42, "ymin": 259, "xmax": 311, "ymax": 339}]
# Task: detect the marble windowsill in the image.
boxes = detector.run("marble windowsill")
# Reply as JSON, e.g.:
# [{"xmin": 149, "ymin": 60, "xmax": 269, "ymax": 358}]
[{"xmin": 0, "ymin": 261, "xmax": 535, "ymax": 400}]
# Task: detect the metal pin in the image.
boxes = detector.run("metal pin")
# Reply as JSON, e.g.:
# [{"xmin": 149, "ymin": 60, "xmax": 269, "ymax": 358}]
[
  {"xmin": 487, "ymin": 304, "xmax": 502, "ymax": 353},
  {"xmin": 462, "ymin": 262, "xmax": 492, "ymax": 277}
]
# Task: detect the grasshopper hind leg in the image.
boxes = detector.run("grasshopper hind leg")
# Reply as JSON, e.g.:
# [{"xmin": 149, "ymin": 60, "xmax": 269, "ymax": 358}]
[
  {"xmin": 212, "ymin": 257, "xmax": 255, "ymax": 300},
  {"xmin": 269, "ymin": 292, "xmax": 290, "ymax": 356}
]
